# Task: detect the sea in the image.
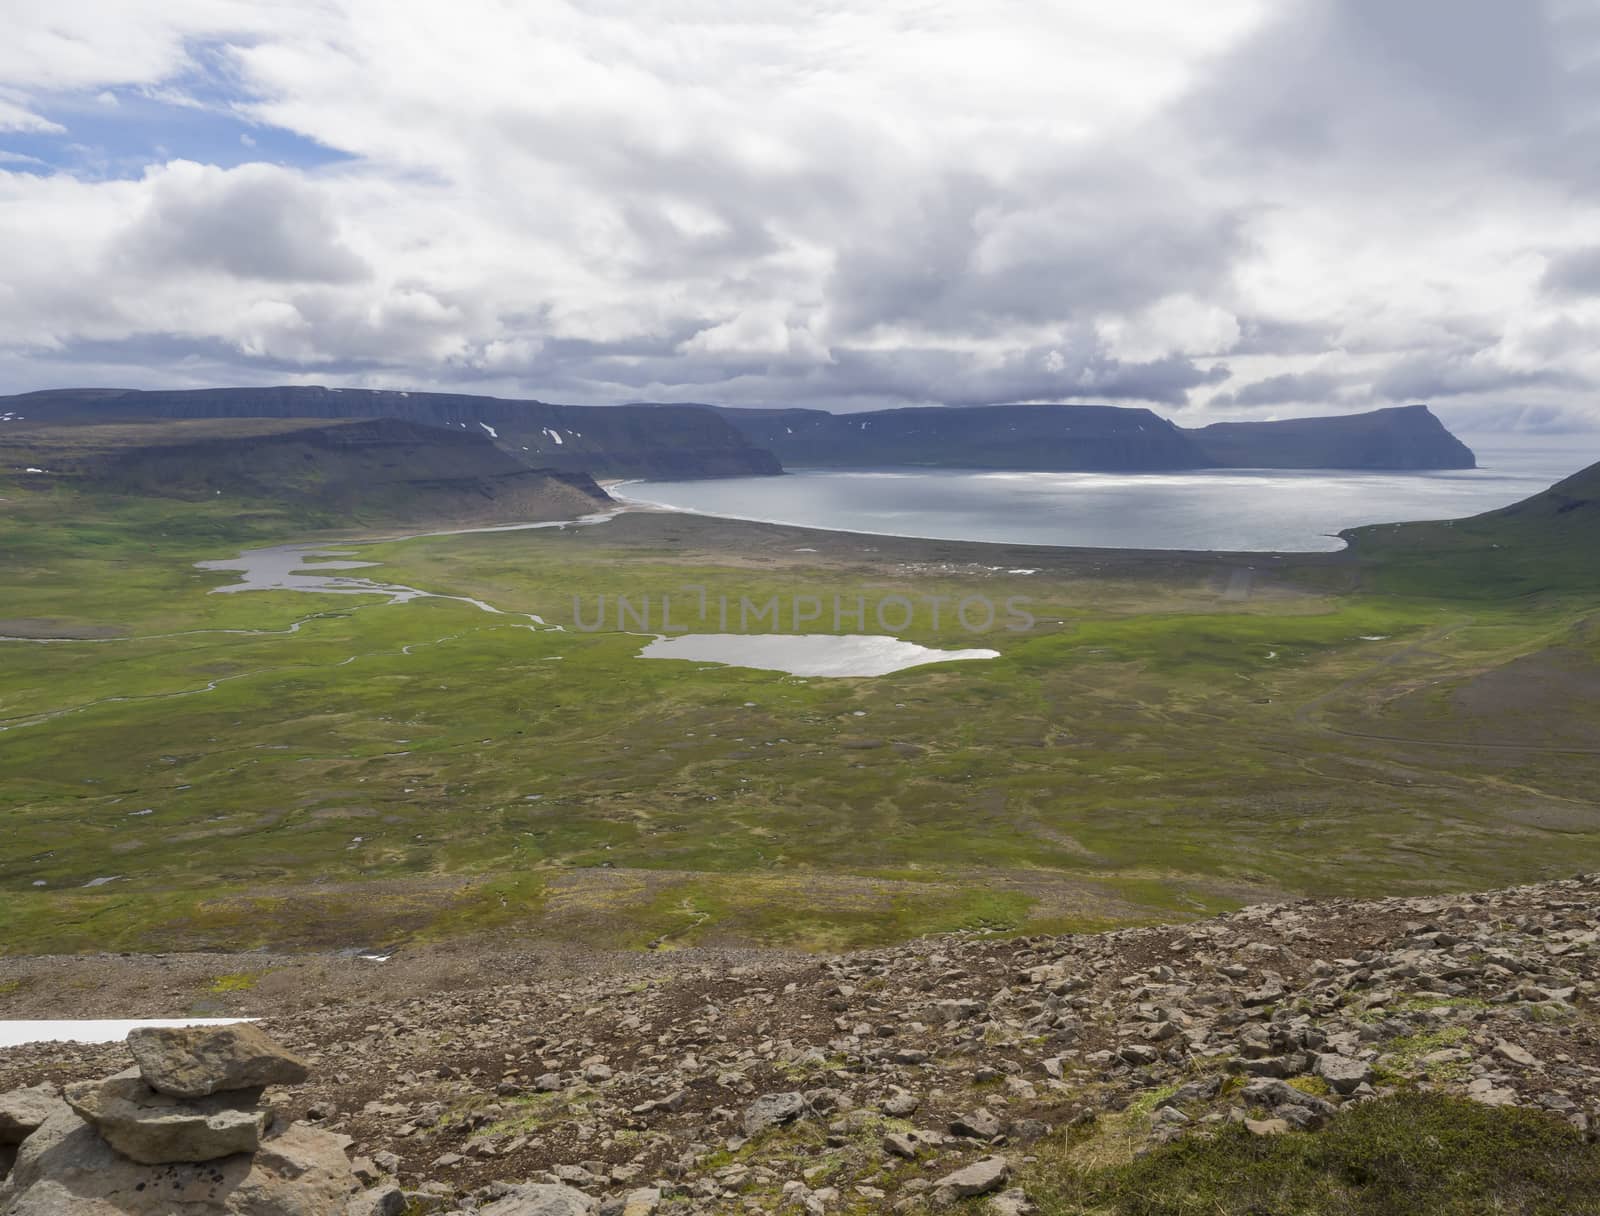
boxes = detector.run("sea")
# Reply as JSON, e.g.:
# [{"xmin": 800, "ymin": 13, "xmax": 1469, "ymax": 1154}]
[{"xmin": 617, "ymin": 437, "xmax": 1596, "ymax": 553}]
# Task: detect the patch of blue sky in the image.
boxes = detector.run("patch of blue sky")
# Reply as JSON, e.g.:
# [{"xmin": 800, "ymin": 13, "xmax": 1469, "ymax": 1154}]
[{"xmin": 0, "ymin": 87, "xmax": 353, "ymax": 179}]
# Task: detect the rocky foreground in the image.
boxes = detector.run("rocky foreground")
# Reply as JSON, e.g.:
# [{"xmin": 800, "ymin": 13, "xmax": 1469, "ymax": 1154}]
[{"xmin": 5, "ymin": 875, "xmax": 1600, "ymax": 1214}]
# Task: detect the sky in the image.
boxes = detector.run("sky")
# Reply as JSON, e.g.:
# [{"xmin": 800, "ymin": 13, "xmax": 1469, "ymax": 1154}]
[{"xmin": 2, "ymin": 1, "xmax": 1599, "ymax": 433}]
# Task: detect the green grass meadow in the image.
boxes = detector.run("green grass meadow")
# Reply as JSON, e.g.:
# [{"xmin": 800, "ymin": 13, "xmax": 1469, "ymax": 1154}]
[{"xmin": 3, "ymin": 475, "xmax": 1599, "ymax": 955}]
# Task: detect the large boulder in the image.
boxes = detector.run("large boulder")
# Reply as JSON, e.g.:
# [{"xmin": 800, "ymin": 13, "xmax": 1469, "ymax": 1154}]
[
  {"xmin": 0, "ymin": 1105, "xmax": 357, "ymax": 1215},
  {"xmin": 0, "ymin": 1088, "xmax": 60, "ymax": 1146},
  {"xmin": 128, "ymin": 1026, "xmax": 309, "ymax": 1100},
  {"xmin": 479, "ymin": 1184, "xmax": 598, "ymax": 1215},
  {"xmin": 63, "ymin": 1069, "xmax": 267, "ymax": 1165}
]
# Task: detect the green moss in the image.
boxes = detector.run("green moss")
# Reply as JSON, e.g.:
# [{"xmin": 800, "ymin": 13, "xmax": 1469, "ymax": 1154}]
[
  {"xmin": 1286, "ymin": 1075, "xmax": 1333, "ymax": 1098},
  {"xmin": 1377, "ymin": 1026, "xmax": 1471, "ymax": 1082},
  {"xmin": 1125, "ymin": 1084, "xmax": 1182, "ymax": 1117},
  {"xmin": 208, "ymin": 971, "xmax": 264, "ymax": 993},
  {"xmin": 1028, "ymin": 1091, "xmax": 1600, "ymax": 1215}
]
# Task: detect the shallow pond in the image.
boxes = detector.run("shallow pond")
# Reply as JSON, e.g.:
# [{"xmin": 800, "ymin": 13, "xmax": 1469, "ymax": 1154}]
[{"xmin": 637, "ymin": 632, "xmax": 998, "ymax": 677}]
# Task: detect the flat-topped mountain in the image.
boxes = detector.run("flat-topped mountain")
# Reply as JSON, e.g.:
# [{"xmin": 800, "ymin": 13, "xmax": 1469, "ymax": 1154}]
[
  {"xmin": 697, "ymin": 401, "xmax": 1476, "ymax": 472},
  {"xmin": 3, "ymin": 389, "xmax": 1476, "ymax": 479},
  {"xmin": 1189, "ymin": 403, "xmax": 1476, "ymax": 469},
  {"xmin": 1, "ymin": 387, "xmax": 780, "ymax": 481},
  {"xmin": 1, "ymin": 416, "xmax": 611, "ymax": 526}
]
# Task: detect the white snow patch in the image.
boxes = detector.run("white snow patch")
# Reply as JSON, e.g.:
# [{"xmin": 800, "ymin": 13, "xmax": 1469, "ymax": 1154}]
[
  {"xmin": 543, "ymin": 428, "xmax": 564, "ymax": 445},
  {"xmin": 1359, "ymin": 635, "xmax": 1391, "ymax": 641},
  {"xmin": 82, "ymin": 875, "xmax": 121, "ymax": 888},
  {"xmin": 1007, "ymin": 569, "xmax": 1038, "ymax": 575},
  {"xmin": 638, "ymin": 633, "xmax": 999, "ymax": 677},
  {"xmin": 478, "ymin": 422, "xmax": 499, "ymax": 439},
  {"xmin": 0, "ymin": 1018, "xmax": 255, "ymax": 1048}
]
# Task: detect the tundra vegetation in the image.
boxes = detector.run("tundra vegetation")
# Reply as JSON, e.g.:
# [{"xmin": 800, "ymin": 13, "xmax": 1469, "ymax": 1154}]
[{"xmin": 2, "ymin": 462, "xmax": 1598, "ymax": 957}]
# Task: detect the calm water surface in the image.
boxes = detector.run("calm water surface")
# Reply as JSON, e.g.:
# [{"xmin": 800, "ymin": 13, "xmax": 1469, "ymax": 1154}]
[{"xmin": 619, "ymin": 440, "xmax": 1594, "ymax": 552}]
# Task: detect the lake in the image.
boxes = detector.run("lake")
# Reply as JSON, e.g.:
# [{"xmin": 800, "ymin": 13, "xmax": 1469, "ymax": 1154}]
[{"xmin": 617, "ymin": 440, "xmax": 1594, "ymax": 552}]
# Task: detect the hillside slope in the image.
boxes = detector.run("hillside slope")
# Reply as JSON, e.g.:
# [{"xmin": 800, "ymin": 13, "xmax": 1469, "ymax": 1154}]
[
  {"xmin": 2, "ymin": 387, "xmax": 781, "ymax": 480},
  {"xmin": 1190, "ymin": 403, "xmax": 1476, "ymax": 469},
  {"xmin": 1, "ymin": 417, "xmax": 612, "ymax": 526},
  {"xmin": 1346, "ymin": 455, "xmax": 1600, "ymax": 596},
  {"xmin": 5, "ymin": 876, "xmax": 1600, "ymax": 1215}
]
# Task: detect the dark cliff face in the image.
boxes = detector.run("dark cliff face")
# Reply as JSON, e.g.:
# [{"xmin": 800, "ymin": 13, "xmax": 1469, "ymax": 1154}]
[
  {"xmin": 3, "ymin": 387, "xmax": 781, "ymax": 480},
  {"xmin": 1188, "ymin": 405, "xmax": 1477, "ymax": 470},
  {"xmin": 704, "ymin": 401, "xmax": 1477, "ymax": 472},
  {"xmin": 700, "ymin": 403, "xmax": 1212, "ymax": 471}
]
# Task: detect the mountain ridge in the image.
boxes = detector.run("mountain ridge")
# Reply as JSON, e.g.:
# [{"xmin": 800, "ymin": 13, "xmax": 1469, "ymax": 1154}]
[
  {"xmin": 691, "ymin": 401, "xmax": 1476, "ymax": 472},
  {"xmin": 0, "ymin": 386, "xmax": 780, "ymax": 481},
  {"xmin": 3, "ymin": 390, "xmax": 1476, "ymax": 477}
]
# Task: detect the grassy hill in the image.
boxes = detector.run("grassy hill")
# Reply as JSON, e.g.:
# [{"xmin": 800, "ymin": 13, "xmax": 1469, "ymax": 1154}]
[
  {"xmin": 1346, "ymin": 456, "xmax": 1600, "ymax": 597},
  {"xmin": 0, "ymin": 417, "xmax": 612, "ymax": 527}
]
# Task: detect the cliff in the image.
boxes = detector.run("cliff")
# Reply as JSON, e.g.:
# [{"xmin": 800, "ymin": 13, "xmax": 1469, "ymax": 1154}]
[
  {"xmin": 2, "ymin": 386, "xmax": 781, "ymax": 481},
  {"xmin": 702, "ymin": 401, "xmax": 1476, "ymax": 472},
  {"xmin": 1188, "ymin": 404, "xmax": 1476, "ymax": 469}
]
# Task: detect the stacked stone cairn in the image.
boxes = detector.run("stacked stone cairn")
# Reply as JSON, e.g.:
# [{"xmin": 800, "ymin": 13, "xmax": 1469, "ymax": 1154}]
[{"xmin": 0, "ymin": 1024, "xmax": 401, "ymax": 1215}]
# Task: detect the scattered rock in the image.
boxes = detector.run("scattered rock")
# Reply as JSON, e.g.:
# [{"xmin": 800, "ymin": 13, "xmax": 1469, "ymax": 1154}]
[
  {"xmin": 950, "ymin": 1109, "xmax": 1003, "ymax": 1140},
  {"xmin": 479, "ymin": 1182, "xmax": 599, "ymax": 1215},
  {"xmin": 742, "ymin": 1092, "xmax": 806, "ymax": 1137},
  {"xmin": 1244, "ymin": 1117, "xmax": 1291, "ymax": 1137},
  {"xmin": 1494, "ymin": 1040, "xmax": 1540, "ymax": 1069},
  {"xmin": 1314, "ymin": 1054, "xmax": 1374, "ymax": 1095},
  {"xmin": 346, "ymin": 1185, "xmax": 407, "ymax": 1216},
  {"xmin": 933, "ymin": 1156, "xmax": 1012, "ymax": 1206}
]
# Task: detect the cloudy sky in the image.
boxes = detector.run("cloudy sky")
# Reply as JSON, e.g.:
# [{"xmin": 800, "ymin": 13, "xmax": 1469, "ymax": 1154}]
[{"xmin": 2, "ymin": 1, "xmax": 1599, "ymax": 430}]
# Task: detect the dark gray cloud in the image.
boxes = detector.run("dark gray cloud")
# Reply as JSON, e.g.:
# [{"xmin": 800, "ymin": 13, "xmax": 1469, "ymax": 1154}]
[
  {"xmin": 1541, "ymin": 246, "xmax": 1600, "ymax": 297},
  {"xmin": 1372, "ymin": 351, "xmax": 1590, "ymax": 401},
  {"xmin": 825, "ymin": 164, "xmax": 1252, "ymax": 338},
  {"xmin": 1209, "ymin": 370, "xmax": 1351, "ymax": 409},
  {"xmin": 1434, "ymin": 401, "xmax": 1600, "ymax": 436},
  {"xmin": 115, "ymin": 162, "xmax": 369, "ymax": 283},
  {"xmin": 1227, "ymin": 317, "xmax": 1340, "ymax": 358},
  {"xmin": 1180, "ymin": 0, "xmax": 1567, "ymax": 177}
]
